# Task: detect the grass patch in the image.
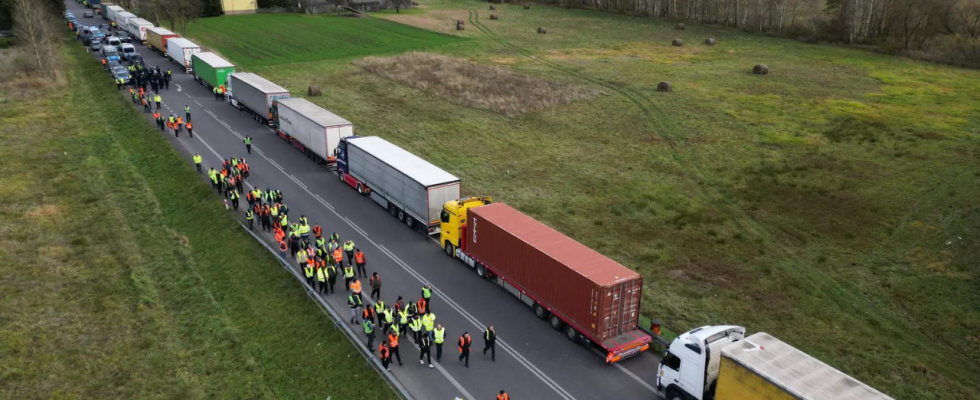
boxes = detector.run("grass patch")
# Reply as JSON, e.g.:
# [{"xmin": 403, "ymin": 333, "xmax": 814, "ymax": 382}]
[
  {"xmin": 356, "ymin": 52, "xmax": 598, "ymax": 116},
  {"xmin": 0, "ymin": 35, "xmax": 396, "ymax": 399},
  {"xmin": 183, "ymin": 13, "xmax": 461, "ymax": 68}
]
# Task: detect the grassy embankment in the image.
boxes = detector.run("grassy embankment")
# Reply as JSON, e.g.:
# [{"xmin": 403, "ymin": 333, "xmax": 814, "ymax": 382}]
[
  {"xmin": 0, "ymin": 37, "xmax": 396, "ymax": 399},
  {"xmin": 182, "ymin": 7, "xmax": 980, "ymax": 400}
]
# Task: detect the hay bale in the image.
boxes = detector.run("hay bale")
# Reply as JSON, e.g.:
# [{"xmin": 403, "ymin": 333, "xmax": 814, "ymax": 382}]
[
  {"xmin": 308, "ymin": 85, "xmax": 322, "ymax": 96},
  {"xmin": 657, "ymin": 81, "xmax": 672, "ymax": 92},
  {"xmin": 537, "ymin": 27, "xmax": 546, "ymax": 34},
  {"xmin": 753, "ymin": 64, "xmax": 769, "ymax": 75},
  {"xmin": 490, "ymin": 14, "xmax": 499, "ymax": 20},
  {"xmin": 490, "ymin": 5, "xmax": 496, "ymax": 10},
  {"xmin": 705, "ymin": 38, "xmax": 716, "ymax": 46},
  {"xmin": 672, "ymin": 38, "xmax": 683, "ymax": 47},
  {"xmin": 457, "ymin": 24, "xmax": 465, "ymax": 31},
  {"xmin": 676, "ymin": 23, "xmax": 685, "ymax": 30},
  {"xmin": 524, "ymin": 4, "xmax": 531, "ymax": 9}
]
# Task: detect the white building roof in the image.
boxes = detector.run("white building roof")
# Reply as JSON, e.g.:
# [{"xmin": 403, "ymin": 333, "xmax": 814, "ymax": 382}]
[{"xmin": 351, "ymin": 136, "xmax": 459, "ymax": 187}]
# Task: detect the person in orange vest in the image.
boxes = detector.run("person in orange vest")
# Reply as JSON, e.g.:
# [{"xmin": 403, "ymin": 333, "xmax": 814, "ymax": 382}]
[
  {"xmin": 101, "ymin": 57, "xmax": 107, "ymax": 69},
  {"xmin": 416, "ymin": 297, "xmax": 427, "ymax": 317},
  {"xmin": 139, "ymin": 87, "xmax": 144, "ymax": 98},
  {"xmin": 333, "ymin": 246, "xmax": 344, "ymax": 267},
  {"xmin": 362, "ymin": 303, "xmax": 375, "ymax": 324},
  {"xmin": 186, "ymin": 121, "xmax": 193, "ymax": 138},
  {"xmin": 351, "ymin": 278, "xmax": 362, "ymax": 296},
  {"xmin": 152, "ymin": 111, "xmax": 161, "ymax": 130},
  {"xmin": 141, "ymin": 96, "xmax": 150, "ymax": 113},
  {"xmin": 388, "ymin": 329, "xmax": 403, "ymax": 366},
  {"xmin": 379, "ymin": 340, "xmax": 391, "ymax": 372},
  {"xmin": 175, "ymin": 116, "xmax": 183, "ymax": 135},
  {"xmin": 369, "ymin": 271, "xmax": 381, "ymax": 301},
  {"xmin": 497, "ymin": 390, "xmax": 510, "ymax": 400},
  {"xmin": 354, "ymin": 248, "xmax": 367, "ymax": 279},
  {"xmin": 458, "ymin": 332, "xmax": 471, "ymax": 368}
]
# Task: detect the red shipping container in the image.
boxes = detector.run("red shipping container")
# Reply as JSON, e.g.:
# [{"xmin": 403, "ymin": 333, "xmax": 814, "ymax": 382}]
[{"xmin": 466, "ymin": 203, "xmax": 649, "ymax": 356}]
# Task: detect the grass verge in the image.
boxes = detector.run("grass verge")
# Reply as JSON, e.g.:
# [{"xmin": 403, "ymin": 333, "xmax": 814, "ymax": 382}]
[{"xmin": 0, "ymin": 37, "xmax": 396, "ymax": 399}]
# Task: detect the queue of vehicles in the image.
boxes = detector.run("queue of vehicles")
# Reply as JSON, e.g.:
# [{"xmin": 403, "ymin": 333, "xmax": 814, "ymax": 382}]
[{"xmin": 63, "ymin": 4, "xmax": 899, "ymax": 399}]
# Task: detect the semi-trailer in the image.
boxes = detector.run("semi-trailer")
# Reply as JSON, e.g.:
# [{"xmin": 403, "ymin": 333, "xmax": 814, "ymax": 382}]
[
  {"xmin": 336, "ymin": 136, "xmax": 460, "ymax": 235},
  {"xmin": 113, "ymin": 11, "xmax": 136, "ymax": 29},
  {"xmin": 103, "ymin": 5, "xmax": 123, "ymax": 21},
  {"xmin": 272, "ymin": 98, "xmax": 354, "ymax": 166},
  {"xmin": 658, "ymin": 326, "xmax": 896, "ymax": 400},
  {"xmin": 165, "ymin": 38, "xmax": 201, "ymax": 72},
  {"xmin": 191, "ymin": 52, "xmax": 235, "ymax": 90},
  {"xmin": 125, "ymin": 17, "xmax": 154, "ymax": 45},
  {"xmin": 439, "ymin": 201, "xmax": 652, "ymax": 363},
  {"xmin": 226, "ymin": 72, "xmax": 290, "ymax": 125},
  {"xmin": 145, "ymin": 26, "xmax": 176, "ymax": 55}
]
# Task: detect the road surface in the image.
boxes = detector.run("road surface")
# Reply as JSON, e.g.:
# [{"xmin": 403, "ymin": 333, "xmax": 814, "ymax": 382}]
[{"xmin": 67, "ymin": 3, "xmax": 664, "ymax": 399}]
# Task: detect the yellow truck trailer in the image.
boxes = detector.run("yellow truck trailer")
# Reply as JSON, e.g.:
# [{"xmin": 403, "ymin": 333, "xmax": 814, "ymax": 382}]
[{"xmin": 658, "ymin": 326, "xmax": 895, "ymax": 400}]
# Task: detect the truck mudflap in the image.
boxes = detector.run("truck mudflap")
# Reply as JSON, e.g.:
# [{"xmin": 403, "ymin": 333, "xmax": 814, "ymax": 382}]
[{"xmin": 604, "ymin": 330, "xmax": 653, "ymax": 363}]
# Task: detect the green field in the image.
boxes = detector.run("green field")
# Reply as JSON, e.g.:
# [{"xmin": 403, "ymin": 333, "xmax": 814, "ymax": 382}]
[
  {"xmin": 182, "ymin": 4, "xmax": 980, "ymax": 399},
  {"xmin": 185, "ymin": 13, "xmax": 461, "ymax": 69},
  {"xmin": 0, "ymin": 39, "xmax": 396, "ymax": 399}
]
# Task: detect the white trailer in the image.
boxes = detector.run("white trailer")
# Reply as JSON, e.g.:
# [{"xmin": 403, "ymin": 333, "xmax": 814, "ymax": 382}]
[
  {"xmin": 227, "ymin": 72, "xmax": 290, "ymax": 126},
  {"xmin": 103, "ymin": 5, "xmax": 123, "ymax": 22},
  {"xmin": 273, "ymin": 98, "xmax": 354, "ymax": 166},
  {"xmin": 125, "ymin": 17, "xmax": 154, "ymax": 44},
  {"xmin": 337, "ymin": 136, "xmax": 461, "ymax": 235},
  {"xmin": 113, "ymin": 11, "xmax": 136, "ymax": 28},
  {"xmin": 165, "ymin": 38, "xmax": 201, "ymax": 72}
]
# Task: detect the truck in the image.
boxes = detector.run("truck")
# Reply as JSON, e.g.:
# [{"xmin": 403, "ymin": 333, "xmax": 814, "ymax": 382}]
[
  {"xmin": 145, "ymin": 27, "xmax": 177, "ymax": 56},
  {"xmin": 113, "ymin": 11, "xmax": 136, "ymax": 29},
  {"xmin": 165, "ymin": 38, "xmax": 201, "ymax": 72},
  {"xmin": 125, "ymin": 17, "xmax": 154, "ymax": 45},
  {"xmin": 336, "ymin": 136, "xmax": 460, "ymax": 234},
  {"xmin": 191, "ymin": 52, "xmax": 235, "ymax": 90},
  {"xmin": 272, "ymin": 98, "xmax": 354, "ymax": 166},
  {"xmin": 439, "ymin": 201, "xmax": 652, "ymax": 363},
  {"xmin": 658, "ymin": 326, "xmax": 896, "ymax": 400},
  {"xmin": 103, "ymin": 5, "xmax": 123, "ymax": 22},
  {"xmin": 226, "ymin": 72, "xmax": 290, "ymax": 125}
]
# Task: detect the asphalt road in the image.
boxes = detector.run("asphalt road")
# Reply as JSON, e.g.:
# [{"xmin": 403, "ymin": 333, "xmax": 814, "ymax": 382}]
[{"xmin": 67, "ymin": 3, "xmax": 664, "ymax": 399}]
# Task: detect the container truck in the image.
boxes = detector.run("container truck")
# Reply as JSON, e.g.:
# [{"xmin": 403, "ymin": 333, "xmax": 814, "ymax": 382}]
[
  {"xmin": 145, "ymin": 26, "xmax": 176, "ymax": 55},
  {"xmin": 272, "ymin": 98, "xmax": 354, "ymax": 166},
  {"xmin": 114, "ymin": 11, "xmax": 136, "ymax": 29},
  {"xmin": 226, "ymin": 72, "xmax": 290, "ymax": 125},
  {"xmin": 103, "ymin": 5, "xmax": 123, "ymax": 21},
  {"xmin": 658, "ymin": 326, "xmax": 895, "ymax": 400},
  {"xmin": 191, "ymin": 52, "xmax": 235, "ymax": 90},
  {"xmin": 126, "ymin": 17, "xmax": 154, "ymax": 45},
  {"xmin": 439, "ymin": 202, "xmax": 652, "ymax": 363},
  {"xmin": 336, "ymin": 136, "xmax": 460, "ymax": 234},
  {"xmin": 165, "ymin": 38, "xmax": 201, "ymax": 72}
]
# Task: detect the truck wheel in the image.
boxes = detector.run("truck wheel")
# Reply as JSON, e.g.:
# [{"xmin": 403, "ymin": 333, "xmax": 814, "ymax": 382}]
[
  {"xmin": 356, "ymin": 183, "xmax": 364, "ymax": 195},
  {"xmin": 396, "ymin": 209, "xmax": 406, "ymax": 223},
  {"xmin": 444, "ymin": 242, "xmax": 455, "ymax": 257},
  {"xmin": 475, "ymin": 263, "xmax": 486, "ymax": 278},
  {"xmin": 549, "ymin": 315, "xmax": 565, "ymax": 331},
  {"xmin": 338, "ymin": 171, "xmax": 345, "ymax": 182},
  {"xmin": 566, "ymin": 326, "xmax": 579, "ymax": 343},
  {"xmin": 405, "ymin": 215, "xmax": 415, "ymax": 230},
  {"xmin": 389, "ymin": 204, "xmax": 397, "ymax": 217},
  {"xmin": 666, "ymin": 389, "xmax": 684, "ymax": 400},
  {"xmin": 533, "ymin": 303, "xmax": 549, "ymax": 320}
]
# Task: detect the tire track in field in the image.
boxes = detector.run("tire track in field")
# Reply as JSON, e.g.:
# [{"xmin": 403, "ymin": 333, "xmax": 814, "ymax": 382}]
[{"xmin": 467, "ymin": 9, "xmax": 676, "ymax": 145}]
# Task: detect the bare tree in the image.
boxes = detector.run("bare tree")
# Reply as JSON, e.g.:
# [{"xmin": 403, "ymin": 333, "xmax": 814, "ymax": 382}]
[
  {"xmin": 151, "ymin": 0, "xmax": 201, "ymax": 36},
  {"xmin": 12, "ymin": 0, "xmax": 60, "ymax": 77}
]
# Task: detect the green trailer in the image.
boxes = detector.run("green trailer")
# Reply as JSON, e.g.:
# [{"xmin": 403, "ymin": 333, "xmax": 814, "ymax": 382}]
[{"xmin": 191, "ymin": 52, "xmax": 235, "ymax": 90}]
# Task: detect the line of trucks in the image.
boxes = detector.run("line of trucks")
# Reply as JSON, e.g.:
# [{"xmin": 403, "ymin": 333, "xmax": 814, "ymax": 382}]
[{"xmin": 88, "ymin": 3, "xmax": 898, "ymax": 399}]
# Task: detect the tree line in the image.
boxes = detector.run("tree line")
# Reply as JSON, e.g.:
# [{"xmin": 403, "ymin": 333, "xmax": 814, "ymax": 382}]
[{"xmin": 536, "ymin": 0, "xmax": 980, "ymax": 67}]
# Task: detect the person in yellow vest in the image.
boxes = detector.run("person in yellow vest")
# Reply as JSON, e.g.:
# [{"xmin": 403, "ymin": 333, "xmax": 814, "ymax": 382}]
[
  {"xmin": 383, "ymin": 306, "xmax": 394, "ymax": 335},
  {"xmin": 326, "ymin": 260, "xmax": 338, "ymax": 294},
  {"xmin": 343, "ymin": 264, "xmax": 355, "ymax": 292},
  {"xmin": 433, "ymin": 324, "xmax": 446, "ymax": 362},
  {"xmin": 316, "ymin": 257, "xmax": 327, "ymax": 294},
  {"xmin": 193, "ymin": 153, "xmax": 202, "ymax": 173},
  {"xmin": 483, "ymin": 325, "xmax": 497, "ymax": 362},
  {"xmin": 374, "ymin": 300, "xmax": 386, "ymax": 329},
  {"xmin": 422, "ymin": 283, "xmax": 433, "ymax": 312},
  {"xmin": 301, "ymin": 251, "xmax": 313, "ymax": 288},
  {"xmin": 422, "ymin": 312, "xmax": 436, "ymax": 340},
  {"xmin": 409, "ymin": 315, "xmax": 424, "ymax": 344},
  {"xmin": 398, "ymin": 306, "xmax": 410, "ymax": 339},
  {"xmin": 348, "ymin": 292, "xmax": 361, "ymax": 325},
  {"xmin": 343, "ymin": 240, "xmax": 356, "ymax": 270}
]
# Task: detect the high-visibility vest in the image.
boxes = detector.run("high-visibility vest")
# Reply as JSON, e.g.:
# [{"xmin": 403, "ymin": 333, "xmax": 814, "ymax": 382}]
[
  {"xmin": 351, "ymin": 280, "xmax": 361, "ymax": 294},
  {"xmin": 313, "ymin": 225, "xmax": 321, "ymax": 237},
  {"xmin": 434, "ymin": 327, "xmax": 445, "ymax": 344},
  {"xmin": 348, "ymin": 295, "xmax": 361, "ymax": 308},
  {"xmin": 388, "ymin": 332, "xmax": 399, "ymax": 348},
  {"xmin": 333, "ymin": 248, "xmax": 343, "ymax": 263},
  {"xmin": 410, "ymin": 318, "xmax": 422, "ymax": 332},
  {"xmin": 246, "ymin": 210, "xmax": 254, "ymax": 220},
  {"xmin": 193, "ymin": 154, "xmax": 201, "ymax": 164},
  {"xmin": 316, "ymin": 267, "xmax": 325, "ymax": 282},
  {"xmin": 422, "ymin": 287, "xmax": 432, "ymax": 299},
  {"xmin": 497, "ymin": 393, "xmax": 510, "ymax": 400},
  {"xmin": 344, "ymin": 266, "xmax": 354, "ymax": 279},
  {"xmin": 184, "ymin": 106, "xmax": 190, "ymax": 113},
  {"xmin": 398, "ymin": 310, "xmax": 408, "ymax": 324},
  {"xmin": 379, "ymin": 344, "xmax": 389, "ymax": 359},
  {"xmin": 375, "ymin": 301, "xmax": 385, "ymax": 315},
  {"xmin": 316, "ymin": 238, "xmax": 325, "ymax": 248},
  {"xmin": 458, "ymin": 336, "xmax": 470, "ymax": 352},
  {"xmin": 344, "ymin": 241, "xmax": 354, "ymax": 252},
  {"xmin": 327, "ymin": 265, "xmax": 337, "ymax": 279},
  {"xmin": 356, "ymin": 252, "xmax": 366, "ymax": 264},
  {"xmin": 154, "ymin": 95, "xmax": 161, "ymax": 102},
  {"xmin": 304, "ymin": 265, "xmax": 313, "ymax": 278},
  {"xmin": 417, "ymin": 299, "xmax": 427, "ymax": 314},
  {"xmin": 423, "ymin": 314, "xmax": 435, "ymax": 331},
  {"xmin": 363, "ymin": 320, "xmax": 373, "ymax": 334},
  {"xmin": 363, "ymin": 307, "xmax": 375, "ymax": 320},
  {"xmin": 384, "ymin": 309, "xmax": 393, "ymax": 324}
]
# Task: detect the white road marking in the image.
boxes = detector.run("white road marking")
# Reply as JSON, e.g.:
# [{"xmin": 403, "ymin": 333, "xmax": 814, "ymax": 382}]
[{"xmin": 194, "ymin": 100, "xmax": 202, "ymax": 106}]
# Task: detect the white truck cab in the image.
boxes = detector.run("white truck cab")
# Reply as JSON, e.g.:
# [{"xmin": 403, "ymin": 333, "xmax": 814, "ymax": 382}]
[{"xmin": 657, "ymin": 325, "xmax": 745, "ymax": 400}]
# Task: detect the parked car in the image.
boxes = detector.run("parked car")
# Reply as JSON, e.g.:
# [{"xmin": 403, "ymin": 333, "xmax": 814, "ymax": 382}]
[
  {"xmin": 102, "ymin": 46, "xmax": 121, "ymax": 62},
  {"xmin": 83, "ymin": 11, "xmax": 94, "ymax": 18},
  {"xmin": 115, "ymin": 31, "xmax": 132, "ymax": 43},
  {"xmin": 108, "ymin": 60, "xmax": 122, "ymax": 71},
  {"xmin": 89, "ymin": 38, "xmax": 103, "ymax": 51},
  {"xmin": 111, "ymin": 67, "xmax": 131, "ymax": 83},
  {"xmin": 104, "ymin": 36, "xmax": 121, "ymax": 47},
  {"xmin": 120, "ymin": 43, "xmax": 137, "ymax": 59},
  {"xmin": 127, "ymin": 53, "xmax": 144, "ymax": 66}
]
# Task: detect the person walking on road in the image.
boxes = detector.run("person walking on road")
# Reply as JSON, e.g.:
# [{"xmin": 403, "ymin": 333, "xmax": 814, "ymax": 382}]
[
  {"xmin": 343, "ymin": 263, "xmax": 355, "ymax": 292},
  {"xmin": 458, "ymin": 332, "xmax": 472, "ymax": 368},
  {"xmin": 153, "ymin": 112, "xmax": 162, "ymax": 130},
  {"xmin": 398, "ymin": 305, "xmax": 409, "ymax": 340},
  {"xmin": 362, "ymin": 303, "xmax": 376, "ymax": 329},
  {"xmin": 186, "ymin": 121, "xmax": 193, "ymax": 138},
  {"xmin": 230, "ymin": 189, "xmax": 240, "ymax": 211},
  {"xmin": 434, "ymin": 324, "xmax": 446, "ymax": 362},
  {"xmin": 423, "ymin": 312, "xmax": 436, "ymax": 340},
  {"xmin": 343, "ymin": 240, "xmax": 356, "ymax": 269},
  {"xmin": 388, "ymin": 329, "xmax": 403, "ymax": 366},
  {"xmin": 419, "ymin": 333, "xmax": 433, "ymax": 368},
  {"xmin": 352, "ymin": 248, "xmax": 366, "ymax": 278},
  {"xmin": 213, "ymin": 86, "xmax": 220, "ymax": 100},
  {"xmin": 497, "ymin": 390, "xmax": 510, "ymax": 400},
  {"xmin": 142, "ymin": 96, "xmax": 150, "ymax": 113},
  {"xmin": 369, "ymin": 271, "xmax": 381, "ymax": 301},
  {"xmin": 326, "ymin": 261, "xmax": 338, "ymax": 294},
  {"xmin": 422, "ymin": 284, "xmax": 433, "ymax": 312},
  {"xmin": 302, "ymin": 252, "xmax": 314, "ymax": 288},
  {"xmin": 348, "ymin": 292, "xmax": 362, "ymax": 325},
  {"xmin": 246, "ymin": 208, "xmax": 255, "ymax": 230},
  {"xmin": 410, "ymin": 315, "xmax": 423, "ymax": 344},
  {"xmin": 374, "ymin": 299, "xmax": 386, "ymax": 327},
  {"xmin": 483, "ymin": 325, "xmax": 497, "ymax": 361},
  {"xmin": 154, "ymin": 94, "xmax": 161, "ymax": 110},
  {"xmin": 363, "ymin": 317, "xmax": 375, "ymax": 351},
  {"xmin": 383, "ymin": 306, "xmax": 394, "ymax": 335},
  {"xmin": 380, "ymin": 340, "xmax": 391, "ymax": 372},
  {"xmin": 184, "ymin": 105, "xmax": 191, "ymax": 122},
  {"xmin": 243, "ymin": 136, "xmax": 252, "ymax": 154},
  {"xmin": 193, "ymin": 153, "xmax": 202, "ymax": 173}
]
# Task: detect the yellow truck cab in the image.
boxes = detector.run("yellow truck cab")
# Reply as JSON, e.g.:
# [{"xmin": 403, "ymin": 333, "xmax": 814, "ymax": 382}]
[{"xmin": 439, "ymin": 196, "xmax": 491, "ymax": 257}]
